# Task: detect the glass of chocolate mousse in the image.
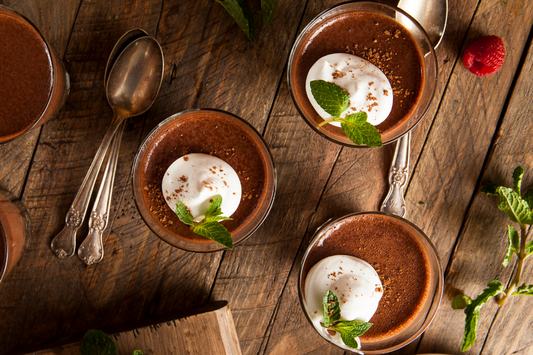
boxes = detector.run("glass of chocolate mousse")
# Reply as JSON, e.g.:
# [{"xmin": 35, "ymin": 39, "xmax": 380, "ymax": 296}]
[
  {"xmin": 287, "ymin": 2, "xmax": 437, "ymax": 147},
  {"xmin": 0, "ymin": 190, "xmax": 31, "ymax": 285},
  {"xmin": 132, "ymin": 109, "xmax": 276, "ymax": 252},
  {"xmin": 299, "ymin": 212, "xmax": 443, "ymax": 353},
  {"xmin": 0, "ymin": 5, "xmax": 70, "ymax": 144}
]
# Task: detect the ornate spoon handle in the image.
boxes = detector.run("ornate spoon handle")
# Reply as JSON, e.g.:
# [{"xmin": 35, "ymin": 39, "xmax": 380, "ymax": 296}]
[
  {"xmin": 78, "ymin": 121, "xmax": 124, "ymax": 265},
  {"xmin": 380, "ymin": 132, "xmax": 410, "ymax": 218},
  {"xmin": 50, "ymin": 113, "xmax": 122, "ymax": 258}
]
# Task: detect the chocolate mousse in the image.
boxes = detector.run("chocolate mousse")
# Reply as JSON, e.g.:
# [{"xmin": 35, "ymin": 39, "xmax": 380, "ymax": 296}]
[
  {"xmin": 0, "ymin": 191, "xmax": 29, "ymax": 283},
  {"xmin": 301, "ymin": 213, "xmax": 434, "ymax": 343},
  {"xmin": 0, "ymin": 12, "xmax": 51, "ymax": 140},
  {"xmin": 289, "ymin": 6, "xmax": 430, "ymax": 145},
  {"xmin": 134, "ymin": 109, "xmax": 276, "ymax": 251},
  {"xmin": 0, "ymin": 7, "xmax": 69, "ymax": 144}
]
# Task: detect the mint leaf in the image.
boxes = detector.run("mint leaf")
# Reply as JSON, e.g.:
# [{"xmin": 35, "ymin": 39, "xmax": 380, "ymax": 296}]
[
  {"xmin": 513, "ymin": 166, "xmax": 524, "ymax": 195},
  {"xmin": 322, "ymin": 290, "xmax": 340, "ymax": 327},
  {"xmin": 461, "ymin": 280, "xmax": 503, "ymax": 352},
  {"xmin": 204, "ymin": 215, "xmax": 233, "ymax": 223},
  {"xmin": 80, "ymin": 330, "xmax": 117, "ymax": 355},
  {"xmin": 194, "ymin": 222, "xmax": 233, "ymax": 249},
  {"xmin": 523, "ymin": 187, "xmax": 533, "ymax": 209},
  {"xmin": 341, "ymin": 112, "xmax": 382, "ymax": 147},
  {"xmin": 511, "ymin": 284, "xmax": 533, "ymax": 296},
  {"xmin": 310, "ymin": 80, "xmax": 350, "ymax": 117},
  {"xmin": 132, "ymin": 351, "xmax": 143, "ymax": 355},
  {"xmin": 176, "ymin": 201, "xmax": 194, "ymax": 227},
  {"xmin": 205, "ymin": 195, "xmax": 223, "ymax": 217},
  {"xmin": 261, "ymin": 0, "xmax": 276, "ymax": 27},
  {"xmin": 480, "ymin": 183, "xmax": 499, "ymax": 195},
  {"xmin": 452, "ymin": 294, "xmax": 472, "ymax": 310},
  {"xmin": 482, "ymin": 186, "xmax": 533, "ymax": 225},
  {"xmin": 503, "ymin": 225, "xmax": 520, "ymax": 267},
  {"xmin": 329, "ymin": 320, "xmax": 372, "ymax": 349},
  {"xmin": 216, "ymin": 0, "xmax": 255, "ymax": 41},
  {"xmin": 526, "ymin": 240, "xmax": 533, "ymax": 259}
]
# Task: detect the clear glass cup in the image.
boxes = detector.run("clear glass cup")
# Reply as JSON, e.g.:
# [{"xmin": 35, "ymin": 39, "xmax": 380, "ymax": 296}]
[
  {"xmin": 132, "ymin": 109, "xmax": 277, "ymax": 252},
  {"xmin": 298, "ymin": 212, "xmax": 443, "ymax": 354},
  {"xmin": 0, "ymin": 190, "xmax": 31, "ymax": 284},
  {"xmin": 0, "ymin": 5, "xmax": 70, "ymax": 144},
  {"xmin": 287, "ymin": 2, "xmax": 437, "ymax": 147}
]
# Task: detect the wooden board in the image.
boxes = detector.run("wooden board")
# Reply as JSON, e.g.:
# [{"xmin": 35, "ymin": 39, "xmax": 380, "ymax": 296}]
[{"xmin": 18, "ymin": 302, "xmax": 241, "ymax": 355}]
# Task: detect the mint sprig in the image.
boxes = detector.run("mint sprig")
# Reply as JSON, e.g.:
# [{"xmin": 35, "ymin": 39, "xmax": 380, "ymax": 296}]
[
  {"xmin": 81, "ymin": 329, "xmax": 142, "ymax": 355},
  {"xmin": 454, "ymin": 166, "xmax": 533, "ymax": 351},
  {"xmin": 310, "ymin": 80, "xmax": 382, "ymax": 147},
  {"xmin": 261, "ymin": 0, "xmax": 276, "ymax": 27},
  {"xmin": 175, "ymin": 196, "xmax": 234, "ymax": 249},
  {"xmin": 320, "ymin": 290, "xmax": 372, "ymax": 349},
  {"xmin": 460, "ymin": 281, "xmax": 503, "ymax": 351},
  {"xmin": 216, "ymin": 0, "xmax": 277, "ymax": 41}
]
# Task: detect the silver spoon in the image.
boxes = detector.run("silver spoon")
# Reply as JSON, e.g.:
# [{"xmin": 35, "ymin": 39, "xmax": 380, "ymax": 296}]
[
  {"xmin": 380, "ymin": 0, "xmax": 448, "ymax": 217},
  {"xmin": 77, "ymin": 29, "xmax": 151, "ymax": 265},
  {"xmin": 51, "ymin": 36, "xmax": 164, "ymax": 258}
]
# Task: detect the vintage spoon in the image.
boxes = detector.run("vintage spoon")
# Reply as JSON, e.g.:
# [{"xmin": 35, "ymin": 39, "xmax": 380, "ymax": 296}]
[
  {"xmin": 380, "ymin": 0, "xmax": 447, "ymax": 218},
  {"xmin": 77, "ymin": 29, "xmax": 155, "ymax": 265},
  {"xmin": 51, "ymin": 36, "xmax": 164, "ymax": 258}
]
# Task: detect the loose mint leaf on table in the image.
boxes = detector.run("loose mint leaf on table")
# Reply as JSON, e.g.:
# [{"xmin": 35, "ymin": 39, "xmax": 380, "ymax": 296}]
[
  {"xmin": 526, "ymin": 240, "xmax": 533, "ymax": 258},
  {"xmin": 194, "ymin": 221, "xmax": 234, "ymax": 249},
  {"xmin": 481, "ymin": 185, "xmax": 533, "ymax": 225},
  {"xmin": 80, "ymin": 329, "xmax": 117, "ymax": 355},
  {"xmin": 342, "ymin": 113, "xmax": 383, "ymax": 147},
  {"xmin": 512, "ymin": 165, "xmax": 524, "ymax": 194},
  {"xmin": 261, "ymin": 0, "xmax": 276, "ymax": 27},
  {"xmin": 451, "ymin": 294, "xmax": 472, "ymax": 310},
  {"xmin": 310, "ymin": 80, "xmax": 350, "ymax": 117},
  {"xmin": 322, "ymin": 289, "xmax": 341, "ymax": 327},
  {"xmin": 132, "ymin": 351, "xmax": 143, "ymax": 355},
  {"xmin": 175, "ymin": 196, "xmax": 234, "ymax": 249},
  {"xmin": 511, "ymin": 284, "xmax": 533, "ymax": 296},
  {"xmin": 176, "ymin": 201, "xmax": 194, "ymax": 226},
  {"xmin": 503, "ymin": 225, "xmax": 520, "ymax": 267},
  {"xmin": 461, "ymin": 280, "xmax": 503, "ymax": 352},
  {"xmin": 216, "ymin": 0, "xmax": 255, "ymax": 41}
]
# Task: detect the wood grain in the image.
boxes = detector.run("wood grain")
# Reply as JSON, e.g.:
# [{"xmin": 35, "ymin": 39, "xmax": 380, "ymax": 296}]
[
  {"xmin": 417, "ymin": 16, "xmax": 533, "ymax": 354},
  {"xmin": 1, "ymin": 0, "xmax": 533, "ymax": 354}
]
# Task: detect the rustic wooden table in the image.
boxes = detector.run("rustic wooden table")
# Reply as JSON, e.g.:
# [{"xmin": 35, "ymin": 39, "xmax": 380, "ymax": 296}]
[{"xmin": 1, "ymin": 0, "xmax": 533, "ymax": 354}]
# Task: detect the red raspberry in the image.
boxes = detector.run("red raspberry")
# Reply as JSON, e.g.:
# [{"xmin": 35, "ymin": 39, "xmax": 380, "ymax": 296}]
[{"xmin": 463, "ymin": 36, "xmax": 505, "ymax": 76}]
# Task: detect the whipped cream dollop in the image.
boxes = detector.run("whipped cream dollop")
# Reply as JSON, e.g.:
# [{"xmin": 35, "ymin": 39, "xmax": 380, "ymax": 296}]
[
  {"xmin": 162, "ymin": 153, "xmax": 242, "ymax": 221},
  {"xmin": 304, "ymin": 255, "xmax": 383, "ymax": 348},
  {"xmin": 306, "ymin": 53, "xmax": 393, "ymax": 126}
]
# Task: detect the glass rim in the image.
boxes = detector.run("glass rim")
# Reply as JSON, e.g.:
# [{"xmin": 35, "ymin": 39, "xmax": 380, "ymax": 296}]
[
  {"xmin": 132, "ymin": 108, "xmax": 277, "ymax": 252},
  {"xmin": 287, "ymin": 0, "xmax": 438, "ymax": 148},
  {"xmin": 0, "ymin": 4, "xmax": 56, "ymax": 144},
  {"xmin": 298, "ymin": 211, "xmax": 443, "ymax": 353},
  {"xmin": 0, "ymin": 218, "xmax": 7, "ymax": 283}
]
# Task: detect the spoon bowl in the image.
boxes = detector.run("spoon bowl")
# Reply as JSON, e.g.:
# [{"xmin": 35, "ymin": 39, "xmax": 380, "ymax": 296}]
[{"xmin": 107, "ymin": 37, "xmax": 163, "ymax": 117}]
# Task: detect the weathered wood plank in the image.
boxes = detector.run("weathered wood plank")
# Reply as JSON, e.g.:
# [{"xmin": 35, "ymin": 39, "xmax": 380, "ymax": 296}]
[
  {"xmin": 410, "ymin": 0, "xmax": 533, "ymax": 353},
  {"xmin": 0, "ymin": 1, "xmax": 163, "ymax": 353},
  {"xmin": 417, "ymin": 25, "xmax": 533, "ymax": 355}
]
